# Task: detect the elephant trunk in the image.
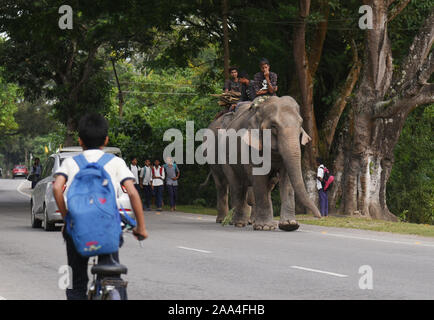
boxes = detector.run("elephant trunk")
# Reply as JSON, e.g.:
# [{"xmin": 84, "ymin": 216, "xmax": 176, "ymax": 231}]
[{"xmin": 279, "ymin": 129, "xmax": 321, "ymax": 218}]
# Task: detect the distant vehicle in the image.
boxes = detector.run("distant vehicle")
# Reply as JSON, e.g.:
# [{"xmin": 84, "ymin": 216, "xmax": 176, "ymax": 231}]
[
  {"xmin": 30, "ymin": 147, "xmax": 134, "ymax": 231},
  {"xmin": 12, "ymin": 165, "xmax": 28, "ymax": 179}
]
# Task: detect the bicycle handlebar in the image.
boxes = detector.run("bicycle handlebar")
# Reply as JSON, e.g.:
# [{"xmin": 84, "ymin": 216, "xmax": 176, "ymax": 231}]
[{"xmin": 120, "ymin": 209, "xmax": 145, "ymax": 241}]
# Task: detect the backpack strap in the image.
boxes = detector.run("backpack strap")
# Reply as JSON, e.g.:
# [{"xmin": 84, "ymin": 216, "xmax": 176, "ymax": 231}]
[
  {"xmin": 96, "ymin": 153, "xmax": 114, "ymax": 168},
  {"xmin": 73, "ymin": 154, "xmax": 89, "ymax": 170}
]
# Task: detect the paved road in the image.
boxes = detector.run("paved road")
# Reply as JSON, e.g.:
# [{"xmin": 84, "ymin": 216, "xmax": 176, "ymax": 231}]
[{"xmin": 0, "ymin": 178, "xmax": 433, "ymax": 300}]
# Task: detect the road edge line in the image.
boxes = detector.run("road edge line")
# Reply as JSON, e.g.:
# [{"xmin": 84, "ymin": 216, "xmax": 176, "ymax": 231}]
[
  {"xmin": 290, "ymin": 266, "xmax": 348, "ymax": 278},
  {"xmin": 16, "ymin": 180, "xmax": 31, "ymax": 199},
  {"xmin": 177, "ymin": 246, "xmax": 212, "ymax": 254}
]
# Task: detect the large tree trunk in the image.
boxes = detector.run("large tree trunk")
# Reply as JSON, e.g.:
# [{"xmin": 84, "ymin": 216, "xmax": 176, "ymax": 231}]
[
  {"xmin": 340, "ymin": 1, "xmax": 434, "ymax": 221},
  {"xmin": 65, "ymin": 116, "xmax": 77, "ymax": 147},
  {"xmin": 293, "ymin": 0, "xmax": 329, "ymax": 213},
  {"xmin": 222, "ymin": 0, "xmax": 230, "ymax": 80},
  {"xmin": 111, "ymin": 59, "xmax": 124, "ymax": 118}
]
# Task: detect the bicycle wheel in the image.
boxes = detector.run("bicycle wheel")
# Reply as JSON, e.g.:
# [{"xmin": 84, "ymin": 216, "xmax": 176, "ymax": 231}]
[{"xmin": 104, "ymin": 288, "xmax": 121, "ymax": 300}]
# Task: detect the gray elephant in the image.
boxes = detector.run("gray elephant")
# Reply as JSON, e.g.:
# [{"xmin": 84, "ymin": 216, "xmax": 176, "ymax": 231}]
[{"xmin": 208, "ymin": 96, "xmax": 321, "ymax": 231}]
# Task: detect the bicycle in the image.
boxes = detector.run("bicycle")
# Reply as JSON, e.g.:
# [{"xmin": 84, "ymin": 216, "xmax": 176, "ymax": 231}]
[{"xmin": 87, "ymin": 211, "xmax": 144, "ymax": 300}]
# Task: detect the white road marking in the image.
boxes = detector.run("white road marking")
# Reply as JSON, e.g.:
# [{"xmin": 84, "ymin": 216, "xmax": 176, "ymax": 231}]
[
  {"xmin": 16, "ymin": 181, "xmax": 31, "ymax": 199},
  {"xmin": 291, "ymin": 266, "xmax": 348, "ymax": 278},
  {"xmin": 300, "ymin": 230, "xmax": 434, "ymax": 248},
  {"xmin": 177, "ymin": 246, "xmax": 212, "ymax": 254}
]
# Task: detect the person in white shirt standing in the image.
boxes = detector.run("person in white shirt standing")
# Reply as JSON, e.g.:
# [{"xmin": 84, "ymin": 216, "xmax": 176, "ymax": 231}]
[
  {"xmin": 316, "ymin": 157, "xmax": 328, "ymax": 217},
  {"xmin": 139, "ymin": 159, "xmax": 153, "ymax": 211},
  {"xmin": 129, "ymin": 157, "xmax": 141, "ymax": 196},
  {"xmin": 152, "ymin": 159, "xmax": 165, "ymax": 211}
]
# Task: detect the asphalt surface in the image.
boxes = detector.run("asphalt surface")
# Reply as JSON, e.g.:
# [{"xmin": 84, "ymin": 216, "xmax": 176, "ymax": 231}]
[{"xmin": 0, "ymin": 178, "xmax": 434, "ymax": 300}]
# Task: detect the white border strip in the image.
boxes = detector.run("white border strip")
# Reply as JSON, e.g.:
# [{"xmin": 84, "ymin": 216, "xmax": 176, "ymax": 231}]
[
  {"xmin": 0, "ymin": 296, "xmax": 6, "ymax": 300},
  {"xmin": 177, "ymin": 246, "xmax": 212, "ymax": 254},
  {"xmin": 291, "ymin": 266, "xmax": 348, "ymax": 278}
]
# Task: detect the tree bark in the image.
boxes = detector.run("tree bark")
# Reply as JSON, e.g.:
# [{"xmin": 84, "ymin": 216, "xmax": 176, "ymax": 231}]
[
  {"xmin": 111, "ymin": 58, "xmax": 124, "ymax": 118},
  {"xmin": 340, "ymin": 2, "xmax": 434, "ymax": 221},
  {"xmin": 222, "ymin": 0, "xmax": 230, "ymax": 80},
  {"xmin": 293, "ymin": 0, "xmax": 329, "ymax": 213},
  {"xmin": 320, "ymin": 39, "xmax": 361, "ymax": 155}
]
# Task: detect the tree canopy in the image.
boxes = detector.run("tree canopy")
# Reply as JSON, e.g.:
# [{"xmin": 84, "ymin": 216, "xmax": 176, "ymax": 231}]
[{"xmin": 0, "ymin": 0, "xmax": 432, "ymax": 222}]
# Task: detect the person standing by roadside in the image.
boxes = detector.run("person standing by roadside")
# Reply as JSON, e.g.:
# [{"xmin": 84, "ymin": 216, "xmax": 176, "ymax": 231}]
[
  {"xmin": 129, "ymin": 157, "xmax": 141, "ymax": 195},
  {"xmin": 316, "ymin": 158, "xmax": 328, "ymax": 217},
  {"xmin": 152, "ymin": 159, "xmax": 165, "ymax": 211},
  {"xmin": 31, "ymin": 158, "xmax": 42, "ymax": 189},
  {"xmin": 164, "ymin": 157, "xmax": 180, "ymax": 211},
  {"xmin": 139, "ymin": 159, "xmax": 153, "ymax": 211}
]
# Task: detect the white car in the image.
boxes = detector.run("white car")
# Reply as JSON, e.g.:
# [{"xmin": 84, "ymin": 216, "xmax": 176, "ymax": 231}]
[{"xmin": 30, "ymin": 147, "xmax": 134, "ymax": 231}]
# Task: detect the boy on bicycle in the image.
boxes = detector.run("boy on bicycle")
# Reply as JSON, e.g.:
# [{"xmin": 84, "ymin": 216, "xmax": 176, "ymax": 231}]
[{"xmin": 53, "ymin": 113, "xmax": 148, "ymax": 300}]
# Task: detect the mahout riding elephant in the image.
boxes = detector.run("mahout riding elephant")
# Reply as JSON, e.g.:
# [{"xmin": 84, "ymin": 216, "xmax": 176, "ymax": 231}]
[{"xmin": 208, "ymin": 96, "xmax": 321, "ymax": 231}]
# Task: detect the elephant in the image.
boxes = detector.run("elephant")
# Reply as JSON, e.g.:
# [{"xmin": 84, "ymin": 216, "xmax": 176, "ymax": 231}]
[{"xmin": 207, "ymin": 96, "xmax": 321, "ymax": 231}]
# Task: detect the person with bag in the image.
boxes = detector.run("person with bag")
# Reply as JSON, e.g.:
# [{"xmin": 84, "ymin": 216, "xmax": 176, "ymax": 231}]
[
  {"xmin": 316, "ymin": 158, "xmax": 334, "ymax": 217},
  {"xmin": 139, "ymin": 159, "xmax": 153, "ymax": 211},
  {"xmin": 129, "ymin": 156, "xmax": 141, "ymax": 195},
  {"xmin": 52, "ymin": 114, "xmax": 148, "ymax": 300},
  {"xmin": 164, "ymin": 157, "xmax": 180, "ymax": 211},
  {"xmin": 151, "ymin": 159, "xmax": 165, "ymax": 211},
  {"xmin": 30, "ymin": 157, "xmax": 42, "ymax": 189}
]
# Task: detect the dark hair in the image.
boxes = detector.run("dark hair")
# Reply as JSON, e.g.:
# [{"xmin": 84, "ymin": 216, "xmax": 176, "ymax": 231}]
[
  {"xmin": 259, "ymin": 58, "xmax": 270, "ymax": 66},
  {"xmin": 316, "ymin": 157, "xmax": 324, "ymax": 165},
  {"xmin": 131, "ymin": 156, "xmax": 137, "ymax": 161},
  {"xmin": 239, "ymin": 70, "xmax": 249, "ymax": 79},
  {"xmin": 229, "ymin": 66, "xmax": 238, "ymax": 73},
  {"xmin": 78, "ymin": 113, "xmax": 108, "ymax": 149}
]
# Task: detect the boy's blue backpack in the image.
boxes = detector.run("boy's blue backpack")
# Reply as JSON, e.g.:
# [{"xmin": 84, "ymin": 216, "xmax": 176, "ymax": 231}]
[{"xmin": 66, "ymin": 153, "xmax": 121, "ymax": 257}]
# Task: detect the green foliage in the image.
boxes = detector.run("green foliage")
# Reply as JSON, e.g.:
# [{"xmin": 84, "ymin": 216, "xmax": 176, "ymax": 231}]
[
  {"xmin": 107, "ymin": 47, "xmax": 222, "ymax": 206},
  {"xmin": 0, "ymin": 68, "xmax": 19, "ymax": 135},
  {"xmin": 387, "ymin": 105, "xmax": 434, "ymax": 224}
]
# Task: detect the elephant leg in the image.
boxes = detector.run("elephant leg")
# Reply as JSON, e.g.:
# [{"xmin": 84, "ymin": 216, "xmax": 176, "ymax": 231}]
[
  {"xmin": 223, "ymin": 165, "xmax": 250, "ymax": 227},
  {"xmin": 252, "ymin": 175, "xmax": 276, "ymax": 231},
  {"xmin": 247, "ymin": 187, "xmax": 256, "ymax": 225},
  {"xmin": 279, "ymin": 167, "xmax": 299, "ymax": 231},
  {"xmin": 230, "ymin": 184, "xmax": 250, "ymax": 227},
  {"xmin": 211, "ymin": 169, "xmax": 229, "ymax": 224}
]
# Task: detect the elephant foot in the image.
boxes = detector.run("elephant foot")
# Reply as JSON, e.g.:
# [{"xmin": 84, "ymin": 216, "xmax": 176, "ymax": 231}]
[
  {"xmin": 278, "ymin": 220, "xmax": 299, "ymax": 232},
  {"xmin": 216, "ymin": 214, "xmax": 227, "ymax": 224},
  {"xmin": 253, "ymin": 221, "xmax": 277, "ymax": 231},
  {"xmin": 234, "ymin": 222, "xmax": 247, "ymax": 228}
]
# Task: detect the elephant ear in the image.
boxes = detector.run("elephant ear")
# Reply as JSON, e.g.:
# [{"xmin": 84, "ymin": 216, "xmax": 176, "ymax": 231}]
[
  {"xmin": 241, "ymin": 129, "xmax": 262, "ymax": 150},
  {"xmin": 241, "ymin": 109, "xmax": 262, "ymax": 150},
  {"xmin": 301, "ymin": 127, "xmax": 311, "ymax": 146}
]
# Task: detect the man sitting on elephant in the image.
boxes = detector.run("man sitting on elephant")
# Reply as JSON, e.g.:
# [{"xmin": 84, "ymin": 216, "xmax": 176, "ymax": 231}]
[
  {"xmin": 233, "ymin": 71, "xmax": 256, "ymax": 112},
  {"xmin": 251, "ymin": 58, "xmax": 278, "ymax": 108}
]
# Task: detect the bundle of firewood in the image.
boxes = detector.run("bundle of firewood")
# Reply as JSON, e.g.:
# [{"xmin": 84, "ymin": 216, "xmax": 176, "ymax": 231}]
[{"xmin": 212, "ymin": 91, "xmax": 241, "ymax": 108}]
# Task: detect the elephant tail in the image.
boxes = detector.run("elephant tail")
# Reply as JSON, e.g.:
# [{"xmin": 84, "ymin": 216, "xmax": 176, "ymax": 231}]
[{"xmin": 199, "ymin": 171, "xmax": 213, "ymax": 188}]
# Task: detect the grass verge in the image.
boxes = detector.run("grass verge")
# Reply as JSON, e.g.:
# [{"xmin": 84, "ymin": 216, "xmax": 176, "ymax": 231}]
[
  {"xmin": 162, "ymin": 204, "xmax": 218, "ymax": 216},
  {"xmin": 296, "ymin": 214, "xmax": 434, "ymax": 238},
  {"xmin": 165, "ymin": 205, "xmax": 434, "ymax": 238}
]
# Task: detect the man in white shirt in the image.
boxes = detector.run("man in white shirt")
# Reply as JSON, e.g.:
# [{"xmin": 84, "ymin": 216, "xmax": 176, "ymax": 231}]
[
  {"xmin": 152, "ymin": 159, "xmax": 165, "ymax": 211},
  {"xmin": 316, "ymin": 158, "xmax": 328, "ymax": 217},
  {"xmin": 139, "ymin": 159, "xmax": 153, "ymax": 211},
  {"xmin": 129, "ymin": 157, "xmax": 141, "ymax": 194}
]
